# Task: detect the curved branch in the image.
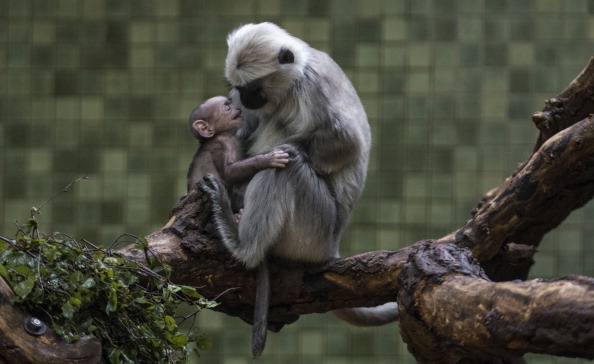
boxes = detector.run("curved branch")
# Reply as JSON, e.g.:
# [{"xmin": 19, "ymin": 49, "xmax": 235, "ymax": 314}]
[
  {"xmin": 426, "ymin": 276, "xmax": 594, "ymax": 358},
  {"xmin": 119, "ymin": 224, "xmax": 418, "ymax": 331},
  {"xmin": 533, "ymin": 55, "xmax": 594, "ymax": 151},
  {"xmin": 397, "ymin": 242, "xmax": 594, "ymax": 363},
  {"xmin": 119, "ymin": 224, "xmax": 594, "ymax": 361},
  {"xmin": 439, "ymin": 116, "xmax": 594, "ymax": 265}
]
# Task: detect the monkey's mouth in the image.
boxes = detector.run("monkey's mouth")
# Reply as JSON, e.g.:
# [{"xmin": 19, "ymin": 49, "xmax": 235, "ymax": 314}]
[
  {"xmin": 231, "ymin": 110, "xmax": 243, "ymax": 120},
  {"xmin": 235, "ymin": 82, "xmax": 268, "ymax": 110}
]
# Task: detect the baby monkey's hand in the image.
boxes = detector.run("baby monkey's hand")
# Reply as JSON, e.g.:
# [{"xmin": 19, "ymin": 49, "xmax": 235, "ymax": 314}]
[{"xmin": 261, "ymin": 149, "xmax": 290, "ymax": 168}]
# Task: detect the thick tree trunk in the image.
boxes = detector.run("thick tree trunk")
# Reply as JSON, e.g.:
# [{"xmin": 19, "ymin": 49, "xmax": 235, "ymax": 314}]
[{"xmin": 397, "ymin": 242, "xmax": 594, "ymax": 363}]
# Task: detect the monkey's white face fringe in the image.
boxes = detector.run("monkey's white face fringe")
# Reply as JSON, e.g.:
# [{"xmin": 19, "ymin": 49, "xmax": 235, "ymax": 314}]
[
  {"xmin": 225, "ymin": 22, "xmax": 311, "ymax": 115},
  {"xmin": 226, "ymin": 22, "xmax": 310, "ymax": 85}
]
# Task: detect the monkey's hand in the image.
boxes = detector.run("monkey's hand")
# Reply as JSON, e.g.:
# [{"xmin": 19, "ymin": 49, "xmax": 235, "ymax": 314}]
[
  {"xmin": 235, "ymin": 208, "xmax": 244, "ymax": 224},
  {"xmin": 198, "ymin": 174, "xmax": 226, "ymax": 213},
  {"xmin": 259, "ymin": 149, "xmax": 289, "ymax": 168},
  {"xmin": 198, "ymin": 174, "xmax": 242, "ymax": 251}
]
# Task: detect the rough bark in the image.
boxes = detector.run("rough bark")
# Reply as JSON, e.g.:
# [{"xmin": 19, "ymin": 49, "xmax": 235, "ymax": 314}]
[
  {"xmin": 397, "ymin": 242, "xmax": 594, "ymax": 363},
  {"xmin": 438, "ymin": 115, "xmax": 594, "ymax": 280},
  {"xmin": 532, "ymin": 55, "xmax": 594, "ymax": 151},
  {"xmin": 463, "ymin": 55, "xmax": 594, "ymax": 281},
  {"xmin": 120, "ymin": 220, "xmax": 421, "ymax": 332}
]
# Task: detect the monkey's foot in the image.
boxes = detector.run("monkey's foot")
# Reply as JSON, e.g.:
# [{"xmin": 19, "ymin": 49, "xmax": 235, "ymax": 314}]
[
  {"xmin": 198, "ymin": 174, "xmax": 234, "ymax": 226},
  {"xmin": 197, "ymin": 174, "xmax": 222, "ymax": 200},
  {"xmin": 235, "ymin": 208, "xmax": 244, "ymax": 224}
]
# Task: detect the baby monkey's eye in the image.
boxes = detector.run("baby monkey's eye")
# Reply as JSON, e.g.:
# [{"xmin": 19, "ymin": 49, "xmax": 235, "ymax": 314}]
[{"xmin": 224, "ymin": 99, "xmax": 232, "ymax": 112}]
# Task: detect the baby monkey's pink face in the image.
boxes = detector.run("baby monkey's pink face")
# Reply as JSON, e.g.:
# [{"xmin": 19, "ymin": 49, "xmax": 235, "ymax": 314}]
[
  {"xmin": 191, "ymin": 96, "xmax": 244, "ymax": 140},
  {"xmin": 208, "ymin": 96, "xmax": 244, "ymax": 132}
]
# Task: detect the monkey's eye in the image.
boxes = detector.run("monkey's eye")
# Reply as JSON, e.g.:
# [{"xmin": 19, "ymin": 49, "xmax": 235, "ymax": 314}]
[{"xmin": 278, "ymin": 48, "xmax": 294, "ymax": 64}]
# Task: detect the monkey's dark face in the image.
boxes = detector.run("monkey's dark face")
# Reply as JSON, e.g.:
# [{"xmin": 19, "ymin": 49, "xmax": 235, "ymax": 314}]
[
  {"xmin": 232, "ymin": 48, "xmax": 296, "ymax": 110},
  {"xmin": 234, "ymin": 79, "xmax": 268, "ymax": 110},
  {"xmin": 226, "ymin": 23, "xmax": 308, "ymax": 115}
]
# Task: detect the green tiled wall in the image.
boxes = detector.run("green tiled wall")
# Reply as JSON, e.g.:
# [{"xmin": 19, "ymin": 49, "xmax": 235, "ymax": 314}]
[{"xmin": 1, "ymin": 1, "xmax": 593, "ymax": 362}]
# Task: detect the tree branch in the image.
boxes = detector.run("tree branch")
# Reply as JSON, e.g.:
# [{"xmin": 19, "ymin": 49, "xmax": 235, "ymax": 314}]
[
  {"xmin": 397, "ymin": 242, "xmax": 594, "ymax": 363},
  {"xmin": 439, "ymin": 115, "xmax": 594, "ymax": 279},
  {"xmin": 119, "ymin": 223, "xmax": 420, "ymax": 332},
  {"xmin": 532, "ymin": 55, "xmax": 594, "ymax": 151}
]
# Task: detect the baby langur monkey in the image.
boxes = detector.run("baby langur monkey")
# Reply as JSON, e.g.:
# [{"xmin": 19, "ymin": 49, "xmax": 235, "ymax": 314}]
[{"xmin": 186, "ymin": 96, "xmax": 289, "ymax": 196}]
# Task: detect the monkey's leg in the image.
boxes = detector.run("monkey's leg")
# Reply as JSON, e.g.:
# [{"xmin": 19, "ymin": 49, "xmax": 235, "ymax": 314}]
[
  {"xmin": 233, "ymin": 168, "xmax": 292, "ymax": 269},
  {"xmin": 198, "ymin": 174, "xmax": 242, "ymax": 254},
  {"xmin": 238, "ymin": 149, "xmax": 338, "ymax": 267},
  {"xmin": 199, "ymin": 175, "xmax": 272, "ymax": 358},
  {"xmin": 332, "ymin": 302, "xmax": 399, "ymax": 326}
]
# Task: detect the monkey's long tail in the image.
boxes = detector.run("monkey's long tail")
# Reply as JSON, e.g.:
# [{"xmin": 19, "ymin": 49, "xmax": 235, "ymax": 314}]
[
  {"xmin": 252, "ymin": 262, "xmax": 270, "ymax": 359},
  {"xmin": 332, "ymin": 302, "xmax": 399, "ymax": 326}
]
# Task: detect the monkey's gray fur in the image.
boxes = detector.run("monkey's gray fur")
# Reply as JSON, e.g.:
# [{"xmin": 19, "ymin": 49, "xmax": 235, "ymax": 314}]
[{"xmin": 201, "ymin": 22, "xmax": 398, "ymax": 358}]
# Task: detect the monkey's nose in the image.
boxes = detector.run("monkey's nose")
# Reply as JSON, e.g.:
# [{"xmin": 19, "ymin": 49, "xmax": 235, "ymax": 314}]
[{"xmin": 235, "ymin": 84, "xmax": 268, "ymax": 110}]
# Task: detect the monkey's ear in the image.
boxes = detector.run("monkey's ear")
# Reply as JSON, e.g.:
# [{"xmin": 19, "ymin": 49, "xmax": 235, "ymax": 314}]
[
  {"xmin": 193, "ymin": 120, "xmax": 215, "ymax": 139},
  {"xmin": 278, "ymin": 48, "xmax": 294, "ymax": 64}
]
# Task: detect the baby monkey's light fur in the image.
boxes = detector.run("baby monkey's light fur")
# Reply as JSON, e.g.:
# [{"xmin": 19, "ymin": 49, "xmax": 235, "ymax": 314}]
[{"xmin": 202, "ymin": 22, "xmax": 397, "ymax": 358}]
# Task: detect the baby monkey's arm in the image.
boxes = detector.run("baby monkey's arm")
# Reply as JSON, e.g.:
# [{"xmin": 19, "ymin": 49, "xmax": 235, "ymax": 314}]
[{"xmin": 224, "ymin": 149, "xmax": 289, "ymax": 185}]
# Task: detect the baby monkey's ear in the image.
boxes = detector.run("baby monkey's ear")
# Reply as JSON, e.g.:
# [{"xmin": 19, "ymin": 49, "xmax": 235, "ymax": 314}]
[{"xmin": 193, "ymin": 120, "xmax": 215, "ymax": 139}]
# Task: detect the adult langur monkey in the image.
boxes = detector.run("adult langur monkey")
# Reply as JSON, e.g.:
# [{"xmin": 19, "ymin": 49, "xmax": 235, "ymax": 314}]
[{"xmin": 200, "ymin": 22, "xmax": 398, "ymax": 358}]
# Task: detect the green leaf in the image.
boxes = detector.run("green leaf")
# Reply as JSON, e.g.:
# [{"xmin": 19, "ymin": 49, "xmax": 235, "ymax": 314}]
[
  {"xmin": 13, "ymin": 277, "xmax": 34, "ymax": 297},
  {"xmin": 104, "ymin": 257, "xmax": 121, "ymax": 265},
  {"xmin": 69, "ymin": 271, "xmax": 83, "ymax": 286},
  {"xmin": 81, "ymin": 277, "xmax": 96, "ymax": 289},
  {"xmin": 15, "ymin": 265, "xmax": 31, "ymax": 275},
  {"xmin": 106, "ymin": 287, "xmax": 118, "ymax": 313},
  {"xmin": 167, "ymin": 333, "xmax": 188, "ymax": 348},
  {"xmin": 6, "ymin": 251, "xmax": 33, "ymax": 267},
  {"xmin": 134, "ymin": 297, "xmax": 155, "ymax": 310},
  {"xmin": 108, "ymin": 348, "xmax": 123, "ymax": 363},
  {"xmin": 115, "ymin": 270, "xmax": 136, "ymax": 287},
  {"xmin": 199, "ymin": 298, "xmax": 219, "ymax": 309},
  {"xmin": 63, "ymin": 301, "xmax": 75, "ymax": 319},
  {"xmin": 164, "ymin": 315, "xmax": 176, "ymax": 330},
  {"xmin": 179, "ymin": 285, "xmax": 202, "ymax": 299},
  {"xmin": 196, "ymin": 335, "xmax": 213, "ymax": 351}
]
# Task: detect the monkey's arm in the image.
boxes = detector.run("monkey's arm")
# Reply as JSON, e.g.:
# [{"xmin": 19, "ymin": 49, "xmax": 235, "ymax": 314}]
[
  {"xmin": 306, "ymin": 125, "xmax": 363, "ymax": 174},
  {"xmin": 223, "ymin": 150, "xmax": 289, "ymax": 185}
]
